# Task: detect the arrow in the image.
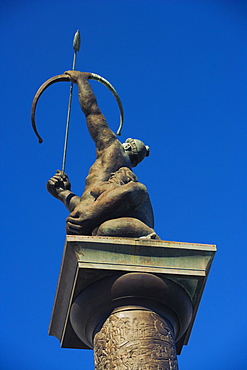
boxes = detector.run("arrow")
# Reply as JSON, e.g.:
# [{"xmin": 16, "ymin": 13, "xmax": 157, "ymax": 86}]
[{"xmin": 61, "ymin": 30, "xmax": 81, "ymax": 173}]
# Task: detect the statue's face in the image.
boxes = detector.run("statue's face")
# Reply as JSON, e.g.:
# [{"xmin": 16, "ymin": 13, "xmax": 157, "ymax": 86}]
[
  {"xmin": 122, "ymin": 141, "xmax": 132, "ymax": 153},
  {"xmin": 122, "ymin": 141, "xmax": 136, "ymax": 166}
]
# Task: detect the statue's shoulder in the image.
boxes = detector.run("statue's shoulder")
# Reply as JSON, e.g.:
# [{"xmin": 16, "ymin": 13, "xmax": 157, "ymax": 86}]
[{"xmin": 95, "ymin": 139, "xmax": 124, "ymax": 160}]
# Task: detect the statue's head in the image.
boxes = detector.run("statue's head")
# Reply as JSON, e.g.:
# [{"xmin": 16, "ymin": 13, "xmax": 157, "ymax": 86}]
[{"xmin": 122, "ymin": 138, "xmax": 150, "ymax": 167}]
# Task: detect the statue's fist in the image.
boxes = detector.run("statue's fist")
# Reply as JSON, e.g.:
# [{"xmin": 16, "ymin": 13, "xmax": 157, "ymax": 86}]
[
  {"xmin": 64, "ymin": 70, "xmax": 90, "ymax": 83},
  {"xmin": 46, "ymin": 170, "xmax": 71, "ymax": 198}
]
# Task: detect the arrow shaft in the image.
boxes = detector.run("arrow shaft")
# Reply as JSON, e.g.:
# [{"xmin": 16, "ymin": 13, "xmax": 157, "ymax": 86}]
[
  {"xmin": 61, "ymin": 30, "xmax": 80, "ymax": 173},
  {"xmin": 61, "ymin": 52, "xmax": 76, "ymax": 173}
]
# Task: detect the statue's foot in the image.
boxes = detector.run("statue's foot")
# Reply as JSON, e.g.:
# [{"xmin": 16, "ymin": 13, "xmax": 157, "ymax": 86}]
[{"xmin": 139, "ymin": 232, "xmax": 161, "ymax": 240}]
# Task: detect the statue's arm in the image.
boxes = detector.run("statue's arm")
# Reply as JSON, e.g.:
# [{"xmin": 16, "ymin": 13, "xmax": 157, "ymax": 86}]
[
  {"xmin": 46, "ymin": 170, "xmax": 81, "ymax": 212},
  {"xmin": 65, "ymin": 71, "xmax": 117, "ymax": 152}
]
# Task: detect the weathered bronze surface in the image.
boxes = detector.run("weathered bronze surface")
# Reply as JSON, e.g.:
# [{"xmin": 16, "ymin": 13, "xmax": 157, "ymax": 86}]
[
  {"xmin": 33, "ymin": 70, "xmax": 159, "ymax": 239},
  {"xmin": 94, "ymin": 307, "xmax": 178, "ymax": 370}
]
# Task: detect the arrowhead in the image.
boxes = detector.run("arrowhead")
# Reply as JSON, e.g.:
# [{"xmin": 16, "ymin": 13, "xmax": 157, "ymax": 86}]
[{"xmin": 73, "ymin": 30, "xmax": 81, "ymax": 52}]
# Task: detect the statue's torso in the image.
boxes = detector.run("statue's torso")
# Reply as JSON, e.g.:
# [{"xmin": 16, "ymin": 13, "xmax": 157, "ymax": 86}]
[
  {"xmin": 81, "ymin": 141, "xmax": 131, "ymax": 202},
  {"xmin": 78, "ymin": 141, "xmax": 154, "ymax": 228}
]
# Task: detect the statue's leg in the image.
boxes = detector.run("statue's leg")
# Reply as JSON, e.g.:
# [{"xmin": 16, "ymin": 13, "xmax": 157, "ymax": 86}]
[
  {"xmin": 94, "ymin": 217, "xmax": 160, "ymax": 239},
  {"xmin": 67, "ymin": 182, "xmax": 150, "ymax": 235}
]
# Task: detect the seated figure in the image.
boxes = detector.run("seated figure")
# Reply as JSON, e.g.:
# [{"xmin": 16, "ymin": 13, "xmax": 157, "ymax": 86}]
[{"xmin": 46, "ymin": 71, "xmax": 159, "ymax": 239}]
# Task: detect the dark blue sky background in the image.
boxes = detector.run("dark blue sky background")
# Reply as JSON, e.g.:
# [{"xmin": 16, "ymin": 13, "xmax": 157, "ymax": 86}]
[{"xmin": 1, "ymin": 1, "xmax": 246, "ymax": 369}]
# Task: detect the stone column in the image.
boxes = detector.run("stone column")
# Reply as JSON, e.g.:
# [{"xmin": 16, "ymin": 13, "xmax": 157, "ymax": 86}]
[
  {"xmin": 70, "ymin": 272, "xmax": 192, "ymax": 370},
  {"xmin": 94, "ymin": 306, "xmax": 178, "ymax": 370}
]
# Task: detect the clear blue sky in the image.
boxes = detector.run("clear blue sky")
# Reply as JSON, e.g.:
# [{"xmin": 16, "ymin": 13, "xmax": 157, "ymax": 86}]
[{"xmin": 1, "ymin": 1, "xmax": 246, "ymax": 369}]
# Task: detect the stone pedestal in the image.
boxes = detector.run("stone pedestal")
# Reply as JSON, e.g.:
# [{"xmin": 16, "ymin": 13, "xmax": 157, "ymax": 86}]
[{"xmin": 49, "ymin": 236, "xmax": 216, "ymax": 367}]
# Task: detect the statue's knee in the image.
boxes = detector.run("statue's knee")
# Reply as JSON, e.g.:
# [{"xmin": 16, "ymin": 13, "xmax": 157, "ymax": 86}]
[{"xmin": 95, "ymin": 222, "xmax": 112, "ymax": 236}]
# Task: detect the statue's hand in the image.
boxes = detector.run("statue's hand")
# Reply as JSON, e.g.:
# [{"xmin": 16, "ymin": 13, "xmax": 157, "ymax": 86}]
[
  {"xmin": 64, "ymin": 70, "xmax": 90, "ymax": 83},
  {"xmin": 46, "ymin": 170, "xmax": 71, "ymax": 199},
  {"xmin": 66, "ymin": 209, "xmax": 93, "ymax": 235}
]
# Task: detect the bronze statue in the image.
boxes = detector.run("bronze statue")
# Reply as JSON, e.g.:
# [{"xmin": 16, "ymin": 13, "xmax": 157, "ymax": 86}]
[{"xmin": 33, "ymin": 71, "xmax": 159, "ymax": 239}]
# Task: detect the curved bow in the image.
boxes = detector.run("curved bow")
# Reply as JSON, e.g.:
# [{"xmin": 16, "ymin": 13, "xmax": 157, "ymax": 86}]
[{"xmin": 31, "ymin": 73, "xmax": 124, "ymax": 144}]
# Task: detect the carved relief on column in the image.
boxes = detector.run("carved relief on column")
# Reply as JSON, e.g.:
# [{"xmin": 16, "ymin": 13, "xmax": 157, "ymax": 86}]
[{"xmin": 94, "ymin": 306, "xmax": 178, "ymax": 370}]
